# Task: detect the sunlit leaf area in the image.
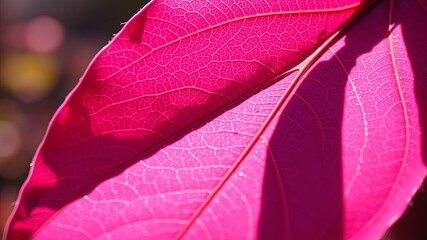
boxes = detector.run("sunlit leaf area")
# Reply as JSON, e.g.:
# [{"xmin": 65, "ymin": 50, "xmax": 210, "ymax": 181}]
[{"xmin": 1, "ymin": 0, "xmax": 426, "ymax": 239}]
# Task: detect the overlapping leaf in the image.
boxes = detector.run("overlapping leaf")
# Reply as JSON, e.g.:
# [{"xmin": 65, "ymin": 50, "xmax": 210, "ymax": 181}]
[{"xmin": 5, "ymin": 0, "xmax": 427, "ymax": 239}]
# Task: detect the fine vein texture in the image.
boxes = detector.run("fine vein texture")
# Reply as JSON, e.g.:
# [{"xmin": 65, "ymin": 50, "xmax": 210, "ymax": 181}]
[
  {"xmin": 5, "ymin": 0, "xmax": 427, "ymax": 239},
  {"xmin": 5, "ymin": 0, "xmax": 367, "ymax": 239}
]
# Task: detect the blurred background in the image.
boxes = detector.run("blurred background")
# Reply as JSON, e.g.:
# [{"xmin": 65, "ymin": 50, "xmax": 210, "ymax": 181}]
[
  {"xmin": 0, "ymin": 0, "xmax": 425, "ymax": 238},
  {"xmin": 0, "ymin": 0, "xmax": 148, "ymax": 235}
]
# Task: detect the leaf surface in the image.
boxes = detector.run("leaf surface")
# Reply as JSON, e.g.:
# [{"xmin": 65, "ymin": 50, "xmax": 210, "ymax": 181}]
[{"xmin": 5, "ymin": 0, "xmax": 427, "ymax": 239}]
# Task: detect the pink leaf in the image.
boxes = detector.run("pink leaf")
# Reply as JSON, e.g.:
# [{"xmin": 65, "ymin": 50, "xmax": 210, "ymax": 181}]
[{"xmin": 5, "ymin": 0, "xmax": 427, "ymax": 239}]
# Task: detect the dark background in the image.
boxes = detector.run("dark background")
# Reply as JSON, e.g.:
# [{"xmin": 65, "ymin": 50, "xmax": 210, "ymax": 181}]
[{"xmin": 0, "ymin": 0, "xmax": 425, "ymax": 238}]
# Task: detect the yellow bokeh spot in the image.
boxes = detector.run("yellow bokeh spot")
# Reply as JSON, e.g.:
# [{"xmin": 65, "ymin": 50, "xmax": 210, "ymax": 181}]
[{"xmin": 0, "ymin": 53, "xmax": 59, "ymax": 102}]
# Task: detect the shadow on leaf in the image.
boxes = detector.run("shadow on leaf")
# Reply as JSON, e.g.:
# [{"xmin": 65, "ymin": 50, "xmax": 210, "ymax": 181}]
[{"xmin": 259, "ymin": 1, "xmax": 391, "ymax": 239}]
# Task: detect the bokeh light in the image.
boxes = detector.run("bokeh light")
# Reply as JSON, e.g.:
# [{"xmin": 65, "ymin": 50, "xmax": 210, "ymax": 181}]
[
  {"xmin": 24, "ymin": 16, "xmax": 64, "ymax": 54},
  {"xmin": 0, "ymin": 121, "xmax": 21, "ymax": 159},
  {"xmin": 0, "ymin": 53, "xmax": 59, "ymax": 102}
]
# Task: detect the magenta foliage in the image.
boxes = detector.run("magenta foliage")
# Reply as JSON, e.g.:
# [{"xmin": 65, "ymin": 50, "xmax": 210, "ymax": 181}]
[{"xmin": 5, "ymin": 0, "xmax": 427, "ymax": 239}]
